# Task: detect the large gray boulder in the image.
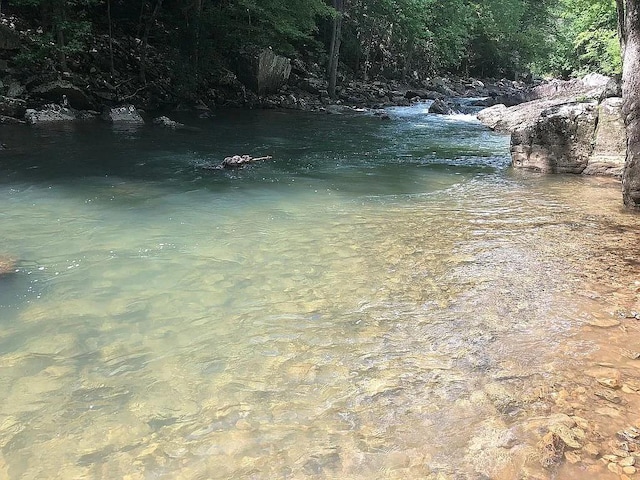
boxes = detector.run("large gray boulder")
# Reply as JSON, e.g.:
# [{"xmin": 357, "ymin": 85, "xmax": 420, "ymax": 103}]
[
  {"xmin": 477, "ymin": 74, "xmax": 612, "ymax": 131},
  {"xmin": 101, "ymin": 105, "xmax": 144, "ymax": 124},
  {"xmin": 0, "ymin": 96, "xmax": 27, "ymax": 118},
  {"xmin": 477, "ymin": 77, "xmax": 626, "ymax": 177},
  {"xmin": 510, "ymin": 102, "xmax": 598, "ymax": 174},
  {"xmin": 583, "ymin": 97, "xmax": 626, "ymax": 176},
  {"xmin": 478, "ymin": 99, "xmax": 579, "ymax": 132},
  {"xmin": 237, "ymin": 48, "xmax": 292, "ymax": 95},
  {"xmin": 428, "ymin": 98, "xmax": 456, "ymax": 115},
  {"xmin": 530, "ymin": 73, "xmax": 610, "ymax": 101},
  {"xmin": 25, "ymin": 104, "xmax": 77, "ymax": 124},
  {"xmin": 0, "ymin": 256, "xmax": 17, "ymax": 276}
]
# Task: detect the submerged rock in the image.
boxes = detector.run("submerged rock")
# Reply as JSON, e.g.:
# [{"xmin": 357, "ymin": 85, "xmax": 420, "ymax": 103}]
[
  {"xmin": 428, "ymin": 98, "xmax": 456, "ymax": 115},
  {"xmin": 221, "ymin": 154, "xmax": 272, "ymax": 168},
  {"xmin": 548, "ymin": 424, "xmax": 583, "ymax": 449},
  {"xmin": 153, "ymin": 116, "xmax": 185, "ymax": 129},
  {"xmin": 0, "ymin": 256, "xmax": 17, "ymax": 276},
  {"xmin": 539, "ymin": 432, "xmax": 565, "ymax": 468},
  {"xmin": 201, "ymin": 154, "xmax": 273, "ymax": 170}
]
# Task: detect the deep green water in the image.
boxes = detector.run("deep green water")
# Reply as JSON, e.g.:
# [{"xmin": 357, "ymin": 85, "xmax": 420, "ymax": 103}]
[{"xmin": 0, "ymin": 105, "xmax": 634, "ymax": 479}]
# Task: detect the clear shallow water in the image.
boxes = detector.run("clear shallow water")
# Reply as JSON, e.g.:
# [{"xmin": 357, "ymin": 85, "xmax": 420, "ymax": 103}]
[{"xmin": 0, "ymin": 105, "xmax": 639, "ymax": 479}]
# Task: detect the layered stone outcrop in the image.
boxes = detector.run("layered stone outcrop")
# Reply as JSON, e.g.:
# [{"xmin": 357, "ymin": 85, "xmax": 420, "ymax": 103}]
[
  {"xmin": 477, "ymin": 76, "xmax": 626, "ymax": 177},
  {"xmin": 236, "ymin": 48, "xmax": 292, "ymax": 95},
  {"xmin": 584, "ymin": 98, "xmax": 627, "ymax": 176},
  {"xmin": 510, "ymin": 102, "xmax": 598, "ymax": 174}
]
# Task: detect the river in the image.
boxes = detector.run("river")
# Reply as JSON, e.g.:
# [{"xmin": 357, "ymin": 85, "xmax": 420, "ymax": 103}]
[{"xmin": 1, "ymin": 104, "xmax": 639, "ymax": 479}]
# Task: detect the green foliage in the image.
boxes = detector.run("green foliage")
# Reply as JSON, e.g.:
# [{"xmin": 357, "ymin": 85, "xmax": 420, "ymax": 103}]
[
  {"xmin": 4, "ymin": 0, "xmax": 623, "ymax": 102},
  {"xmin": 337, "ymin": 0, "xmax": 473, "ymax": 77},
  {"xmin": 425, "ymin": 0, "xmax": 474, "ymax": 71},
  {"xmin": 464, "ymin": 0, "xmax": 555, "ymax": 77},
  {"xmin": 206, "ymin": 0, "xmax": 332, "ymax": 56},
  {"xmin": 10, "ymin": 0, "xmax": 102, "ymax": 70},
  {"xmin": 333, "ymin": 0, "xmax": 555, "ymax": 79},
  {"xmin": 537, "ymin": 0, "xmax": 621, "ymax": 77}
]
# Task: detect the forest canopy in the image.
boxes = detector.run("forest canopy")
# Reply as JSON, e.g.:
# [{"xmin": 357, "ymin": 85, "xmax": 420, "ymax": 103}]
[{"xmin": 3, "ymin": 0, "xmax": 621, "ymax": 88}]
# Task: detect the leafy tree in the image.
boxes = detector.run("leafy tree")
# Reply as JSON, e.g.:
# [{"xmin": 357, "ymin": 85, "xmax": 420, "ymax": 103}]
[
  {"xmin": 11, "ymin": 0, "xmax": 101, "ymax": 71},
  {"xmin": 465, "ymin": 0, "xmax": 554, "ymax": 78},
  {"xmin": 541, "ymin": 0, "xmax": 621, "ymax": 77},
  {"xmin": 206, "ymin": 0, "xmax": 332, "ymax": 56}
]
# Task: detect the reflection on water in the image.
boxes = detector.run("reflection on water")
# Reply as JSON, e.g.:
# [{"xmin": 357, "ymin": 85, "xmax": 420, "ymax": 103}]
[{"xmin": 1, "ymin": 106, "xmax": 639, "ymax": 479}]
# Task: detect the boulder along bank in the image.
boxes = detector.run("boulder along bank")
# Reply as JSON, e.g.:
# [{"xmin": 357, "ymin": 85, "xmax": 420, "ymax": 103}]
[{"xmin": 477, "ymin": 74, "xmax": 627, "ymax": 178}]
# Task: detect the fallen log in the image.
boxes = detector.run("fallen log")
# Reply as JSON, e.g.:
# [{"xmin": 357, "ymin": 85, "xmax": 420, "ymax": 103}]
[{"xmin": 202, "ymin": 154, "xmax": 273, "ymax": 170}]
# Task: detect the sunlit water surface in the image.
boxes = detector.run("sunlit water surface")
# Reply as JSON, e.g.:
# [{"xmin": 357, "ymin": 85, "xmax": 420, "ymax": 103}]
[{"xmin": 1, "ymin": 105, "xmax": 639, "ymax": 479}]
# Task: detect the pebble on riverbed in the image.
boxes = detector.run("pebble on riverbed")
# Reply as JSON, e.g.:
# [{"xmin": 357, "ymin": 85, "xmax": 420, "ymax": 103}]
[
  {"xmin": 539, "ymin": 432, "xmax": 566, "ymax": 468},
  {"xmin": 621, "ymin": 349, "xmax": 640, "ymax": 360}
]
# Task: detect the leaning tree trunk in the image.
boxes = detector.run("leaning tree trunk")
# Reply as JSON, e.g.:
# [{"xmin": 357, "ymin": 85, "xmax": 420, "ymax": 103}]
[
  {"xmin": 328, "ymin": 0, "xmax": 344, "ymax": 99},
  {"xmin": 140, "ymin": 0, "xmax": 163, "ymax": 85},
  {"xmin": 107, "ymin": 0, "xmax": 115, "ymax": 77},
  {"xmin": 53, "ymin": 0, "xmax": 68, "ymax": 72},
  {"xmin": 618, "ymin": 0, "xmax": 640, "ymax": 208}
]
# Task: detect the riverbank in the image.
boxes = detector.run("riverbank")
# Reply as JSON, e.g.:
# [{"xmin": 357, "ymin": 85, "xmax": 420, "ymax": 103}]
[
  {"xmin": 0, "ymin": 68, "xmax": 531, "ymax": 125},
  {"xmin": 0, "ymin": 15, "xmax": 532, "ymax": 123},
  {"xmin": 491, "ymin": 176, "xmax": 640, "ymax": 479}
]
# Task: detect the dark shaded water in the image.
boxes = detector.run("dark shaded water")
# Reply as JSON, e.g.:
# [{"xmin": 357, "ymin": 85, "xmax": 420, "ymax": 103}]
[{"xmin": 0, "ymin": 105, "xmax": 638, "ymax": 479}]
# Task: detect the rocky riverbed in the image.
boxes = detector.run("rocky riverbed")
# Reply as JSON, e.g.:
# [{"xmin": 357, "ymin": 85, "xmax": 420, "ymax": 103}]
[{"xmin": 464, "ymin": 176, "xmax": 640, "ymax": 480}]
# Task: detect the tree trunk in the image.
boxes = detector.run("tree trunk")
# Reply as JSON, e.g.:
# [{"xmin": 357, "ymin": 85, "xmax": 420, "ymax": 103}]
[
  {"xmin": 402, "ymin": 37, "xmax": 415, "ymax": 82},
  {"xmin": 140, "ymin": 0, "xmax": 163, "ymax": 84},
  {"xmin": 619, "ymin": 0, "xmax": 640, "ymax": 208},
  {"xmin": 328, "ymin": 0, "xmax": 344, "ymax": 99},
  {"xmin": 107, "ymin": 0, "xmax": 115, "ymax": 77},
  {"xmin": 192, "ymin": 0, "xmax": 203, "ymax": 78},
  {"xmin": 54, "ymin": 0, "xmax": 68, "ymax": 72}
]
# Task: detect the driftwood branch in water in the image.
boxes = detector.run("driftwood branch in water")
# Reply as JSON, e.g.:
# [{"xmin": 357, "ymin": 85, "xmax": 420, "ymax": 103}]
[{"xmin": 202, "ymin": 155, "xmax": 273, "ymax": 170}]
